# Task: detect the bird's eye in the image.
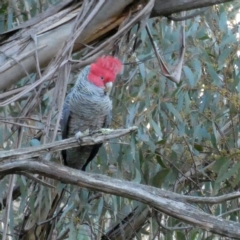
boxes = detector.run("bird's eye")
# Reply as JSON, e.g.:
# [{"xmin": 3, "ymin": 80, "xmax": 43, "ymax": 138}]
[{"xmin": 100, "ymin": 76, "xmax": 104, "ymax": 80}]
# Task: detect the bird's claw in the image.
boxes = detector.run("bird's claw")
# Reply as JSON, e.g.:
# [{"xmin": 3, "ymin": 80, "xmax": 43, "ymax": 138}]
[
  {"xmin": 75, "ymin": 131, "xmax": 83, "ymax": 143},
  {"xmin": 75, "ymin": 129, "xmax": 90, "ymax": 143},
  {"xmin": 75, "ymin": 129, "xmax": 112, "ymax": 144}
]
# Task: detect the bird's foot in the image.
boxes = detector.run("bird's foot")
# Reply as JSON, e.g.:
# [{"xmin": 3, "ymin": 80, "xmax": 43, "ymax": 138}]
[
  {"xmin": 75, "ymin": 129, "xmax": 90, "ymax": 143},
  {"xmin": 75, "ymin": 131, "xmax": 83, "ymax": 143},
  {"xmin": 100, "ymin": 128, "xmax": 113, "ymax": 134}
]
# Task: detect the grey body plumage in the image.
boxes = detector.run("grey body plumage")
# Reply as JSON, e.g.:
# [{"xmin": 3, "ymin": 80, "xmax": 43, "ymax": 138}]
[{"xmin": 60, "ymin": 66, "xmax": 112, "ymax": 170}]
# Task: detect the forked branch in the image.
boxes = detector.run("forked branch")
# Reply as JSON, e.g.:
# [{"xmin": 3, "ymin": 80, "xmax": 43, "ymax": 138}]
[{"xmin": 0, "ymin": 159, "xmax": 240, "ymax": 238}]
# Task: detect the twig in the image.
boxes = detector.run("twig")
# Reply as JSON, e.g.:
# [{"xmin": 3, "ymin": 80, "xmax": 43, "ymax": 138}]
[
  {"xmin": 0, "ymin": 119, "xmax": 43, "ymax": 130},
  {"xmin": 21, "ymin": 173, "xmax": 55, "ymax": 189},
  {"xmin": 2, "ymin": 126, "xmax": 23, "ymax": 240},
  {"xmin": 166, "ymin": 8, "xmax": 207, "ymax": 21},
  {"xmin": 218, "ymin": 207, "xmax": 240, "ymax": 217}
]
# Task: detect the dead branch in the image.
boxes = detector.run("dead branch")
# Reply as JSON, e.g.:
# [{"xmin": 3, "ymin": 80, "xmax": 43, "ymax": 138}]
[
  {"xmin": 0, "ymin": 159, "xmax": 240, "ymax": 238},
  {"xmin": 0, "ymin": 127, "xmax": 138, "ymax": 161}
]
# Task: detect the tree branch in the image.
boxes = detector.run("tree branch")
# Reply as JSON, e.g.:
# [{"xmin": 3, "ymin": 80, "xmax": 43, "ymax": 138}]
[
  {"xmin": 0, "ymin": 0, "xmax": 235, "ymax": 91},
  {"xmin": 0, "ymin": 127, "xmax": 137, "ymax": 161},
  {"xmin": 0, "ymin": 159, "xmax": 240, "ymax": 238},
  {"xmin": 152, "ymin": 0, "xmax": 235, "ymax": 17}
]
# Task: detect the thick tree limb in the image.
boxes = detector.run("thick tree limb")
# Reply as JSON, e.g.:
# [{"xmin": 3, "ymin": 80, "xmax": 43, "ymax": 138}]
[
  {"xmin": 0, "ymin": 0, "xmax": 235, "ymax": 91},
  {"xmin": 0, "ymin": 124, "xmax": 239, "ymax": 204},
  {"xmin": 152, "ymin": 0, "xmax": 235, "ymax": 17},
  {"xmin": 0, "ymin": 0, "xmax": 134, "ymax": 91},
  {"xmin": 0, "ymin": 160, "xmax": 240, "ymax": 238}
]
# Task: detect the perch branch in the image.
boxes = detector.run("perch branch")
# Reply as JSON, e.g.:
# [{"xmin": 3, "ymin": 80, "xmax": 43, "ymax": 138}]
[{"xmin": 0, "ymin": 127, "xmax": 138, "ymax": 161}]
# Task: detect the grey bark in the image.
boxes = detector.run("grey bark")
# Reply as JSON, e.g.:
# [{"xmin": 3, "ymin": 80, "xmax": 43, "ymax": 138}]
[
  {"xmin": 152, "ymin": 0, "xmax": 234, "ymax": 16},
  {"xmin": 0, "ymin": 159, "xmax": 240, "ymax": 239},
  {"xmin": 0, "ymin": 0, "xmax": 235, "ymax": 91}
]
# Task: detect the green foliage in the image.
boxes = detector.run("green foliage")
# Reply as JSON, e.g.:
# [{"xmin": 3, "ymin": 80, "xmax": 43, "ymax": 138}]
[{"xmin": 1, "ymin": 1, "xmax": 240, "ymax": 239}]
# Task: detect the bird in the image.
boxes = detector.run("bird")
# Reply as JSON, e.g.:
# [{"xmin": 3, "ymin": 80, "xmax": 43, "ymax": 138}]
[{"xmin": 60, "ymin": 56, "xmax": 123, "ymax": 170}]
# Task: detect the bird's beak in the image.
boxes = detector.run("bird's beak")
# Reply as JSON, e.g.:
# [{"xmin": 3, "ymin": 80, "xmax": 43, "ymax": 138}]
[{"xmin": 105, "ymin": 82, "xmax": 113, "ymax": 95}]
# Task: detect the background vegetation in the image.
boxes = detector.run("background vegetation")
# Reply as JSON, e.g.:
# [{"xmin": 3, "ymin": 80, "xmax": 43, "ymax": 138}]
[{"xmin": 1, "ymin": 0, "xmax": 240, "ymax": 239}]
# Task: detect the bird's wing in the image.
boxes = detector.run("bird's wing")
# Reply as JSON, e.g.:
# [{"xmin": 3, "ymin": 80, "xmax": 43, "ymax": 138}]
[
  {"xmin": 60, "ymin": 92, "xmax": 71, "ymax": 140},
  {"xmin": 60, "ymin": 92, "xmax": 72, "ymax": 164}
]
